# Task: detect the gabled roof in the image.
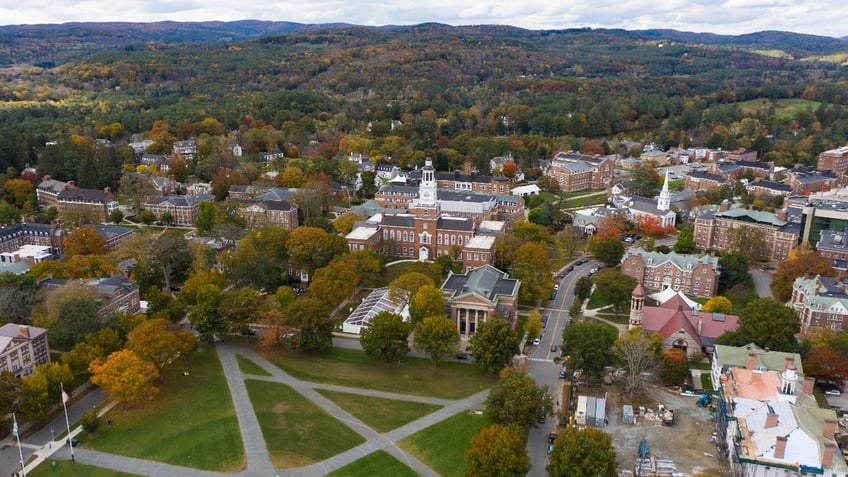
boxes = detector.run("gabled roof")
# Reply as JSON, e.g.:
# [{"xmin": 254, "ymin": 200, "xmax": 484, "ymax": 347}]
[
  {"xmin": 441, "ymin": 265, "xmax": 519, "ymax": 303},
  {"xmin": 713, "ymin": 343, "xmax": 804, "ymax": 375},
  {"xmin": 381, "ymin": 214, "xmax": 416, "ymax": 228},
  {"xmin": 622, "ymin": 247, "xmax": 720, "ymax": 272},
  {"xmin": 57, "ymin": 188, "xmax": 110, "ymax": 202},
  {"xmin": 687, "ymin": 170, "xmax": 726, "ymax": 183}
]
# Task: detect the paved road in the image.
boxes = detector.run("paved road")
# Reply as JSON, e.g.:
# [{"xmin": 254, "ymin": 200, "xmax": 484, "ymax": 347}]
[
  {"xmin": 48, "ymin": 343, "xmax": 487, "ymax": 476},
  {"xmin": 750, "ymin": 268, "xmax": 774, "ymax": 298},
  {"xmin": 0, "ymin": 387, "xmax": 106, "ymax": 476},
  {"xmin": 524, "ymin": 256, "xmax": 598, "ymax": 476}
]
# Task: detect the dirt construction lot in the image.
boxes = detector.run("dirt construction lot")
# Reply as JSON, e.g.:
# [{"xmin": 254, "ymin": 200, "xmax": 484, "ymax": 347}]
[{"xmin": 600, "ymin": 383, "xmax": 729, "ymax": 476}]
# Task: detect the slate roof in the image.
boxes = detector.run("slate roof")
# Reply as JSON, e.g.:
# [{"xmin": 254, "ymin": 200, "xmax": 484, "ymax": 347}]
[
  {"xmin": 712, "ymin": 207, "xmax": 786, "ymax": 227},
  {"xmin": 713, "ymin": 343, "xmax": 804, "ymax": 375},
  {"xmin": 437, "ymin": 216, "xmax": 474, "ymax": 231},
  {"xmin": 57, "ymin": 188, "xmax": 110, "ymax": 202},
  {"xmin": 145, "ymin": 194, "xmax": 213, "ymax": 207},
  {"xmin": 441, "ymin": 265, "xmax": 519, "ymax": 303},
  {"xmin": 0, "ymin": 223, "xmax": 54, "ymax": 241},
  {"xmin": 381, "ymin": 214, "xmax": 415, "ymax": 228},
  {"xmin": 624, "ymin": 247, "xmax": 720, "ymax": 271},
  {"xmin": 687, "ymin": 171, "xmax": 726, "ymax": 182},
  {"xmin": 89, "ymin": 224, "xmax": 133, "ymax": 242}
]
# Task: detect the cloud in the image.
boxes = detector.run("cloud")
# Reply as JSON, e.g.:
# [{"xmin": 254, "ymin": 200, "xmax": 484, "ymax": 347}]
[{"xmin": 0, "ymin": 0, "xmax": 844, "ymax": 37}]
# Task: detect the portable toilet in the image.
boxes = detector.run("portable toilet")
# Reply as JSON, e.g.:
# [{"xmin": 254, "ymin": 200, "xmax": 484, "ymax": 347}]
[
  {"xmin": 623, "ymin": 404, "xmax": 635, "ymax": 424},
  {"xmin": 575, "ymin": 395, "xmax": 588, "ymax": 426}
]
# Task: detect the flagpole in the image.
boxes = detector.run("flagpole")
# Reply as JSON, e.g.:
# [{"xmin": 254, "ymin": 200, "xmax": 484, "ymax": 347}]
[
  {"xmin": 61, "ymin": 382, "xmax": 74, "ymax": 462},
  {"xmin": 13, "ymin": 413, "xmax": 25, "ymax": 477}
]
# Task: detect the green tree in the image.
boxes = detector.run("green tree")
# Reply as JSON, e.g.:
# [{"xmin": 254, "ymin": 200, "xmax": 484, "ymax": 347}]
[
  {"xmin": 218, "ymin": 287, "xmax": 268, "ymax": 333},
  {"xmin": 19, "ymin": 362, "xmax": 73, "ymax": 421},
  {"xmin": 309, "ymin": 258, "xmax": 360, "ymax": 308},
  {"xmin": 360, "ymin": 311, "xmax": 411, "ymax": 362},
  {"xmin": 3, "ymin": 178, "xmax": 34, "ymax": 208},
  {"xmin": 574, "ymin": 277, "xmax": 593, "ymax": 302},
  {"xmin": 547, "ymin": 426, "xmax": 617, "ymax": 477},
  {"xmin": 486, "ymin": 365, "xmax": 553, "ymax": 429},
  {"xmin": 389, "ymin": 272, "xmax": 436, "ymax": 306},
  {"xmin": 195, "ymin": 201, "xmax": 216, "ymax": 236},
  {"xmin": 726, "ymin": 226, "xmax": 768, "ymax": 263},
  {"xmin": 44, "ymin": 285, "xmax": 110, "ymax": 350},
  {"xmin": 673, "ymin": 224, "xmax": 696, "ymax": 253},
  {"xmin": 61, "ymin": 327, "xmax": 124, "ymax": 379},
  {"xmin": 414, "ymin": 316, "xmax": 460, "ymax": 366},
  {"xmin": 628, "ymin": 166, "xmax": 660, "ymax": 198},
  {"xmin": 139, "ymin": 209, "xmax": 156, "ymax": 225},
  {"xmin": 701, "ymin": 296, "xmax": 733, "ymax": 314},
  {"xmin": 718, "ymin": 251, "xmax": 750, "ymax": 292},
  {"xmin": 219, "ymin": 225, "xmax": 289, "ymax": 291},
  {"xmin": 0, "ymin": 272, "xmax": 38, "ymax": 324},
  {"xmin": 286, "ymin": 226, "xmax": 348, "ymax": 276},
  {"xmin": 590, "ymin": 237, "xmax": 626, "ymax": 267},
  {"xmin": 464, "ymin": 424, "xmax": 530, "ymax": 477},
  {"xmin": 591, "ymin": 270, "xmax": 638, "ymax": 317},
  {"xmin": 109, "ymin": 209, "xmax": 124, "ymax": 224},
  {"xmin": 569, "ymin": 299, "xmax": 583, "ymax": 320},
  {"xmin": 118, "ymin": 174, "xmax": 155, "ymax": 213},
  {"xmin": 285, "ymin": 298, "xmax": 333, "ymax": 352},
  {"xmin": 512, "ymin": 241, "xmax": 553, "ymax": 305},
  {"xmin": 562, "ymin": 321, "xmax": 618, "ymax": 382},
  {"xmin": 525, "ymin": 310, "xmax": 543, "ymax": 341},
  {"xmin": 188, "ymin": 284, "xmax": 224, "ymax": 341},
  {"xmin": 716, "ymin": 297, "xmax": 800, "ymax": 352},
  {"xmin": 409, "ymin": 284, "xmax": 446, "ymax": 324},
  {"xmin": 0, "ymin": 201, "xmax": 21, "ymax": 225},
  {"xmin": 469, "ymin": 319, "xmax": 519, "ymax": 374}
]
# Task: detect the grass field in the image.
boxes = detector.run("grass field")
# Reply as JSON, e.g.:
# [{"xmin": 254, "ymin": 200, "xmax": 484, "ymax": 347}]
[
  {"xmin": 261, "ymin": 347, "xmax": 496, "ymax": 399},
  {"xmin": 86, "ymin": 347, "xmax": 245, "ymax": 472},
  {"xmin": 245, "ymin": 380, "xmax": 365, "ymax": 468},
  {"xmin": 316, "ymin": 389, "xmax": 443, "ymax": 433},
  {"xmin": 398, "ymin": 411, "xmax": 490, "ymax": 477},
  {"xmin": 325, "ymin": 450, "xmax": 418, "ymax": 477},
  {"xmin": 736, "ymin": 98, "xmax": 821, "ymax": 121},
  {"xmin": 236, "ymin": 354, "xmax": 271, "ymax": 376},
  {"xmin": 29, "ymin": 461, "xmax": 142, "ymax": 477}
]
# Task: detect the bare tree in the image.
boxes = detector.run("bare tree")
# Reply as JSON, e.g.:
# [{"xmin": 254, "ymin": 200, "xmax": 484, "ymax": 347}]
[{"xmin": 613, "ymin": 330, "xmax": 660, "ymax": 394}]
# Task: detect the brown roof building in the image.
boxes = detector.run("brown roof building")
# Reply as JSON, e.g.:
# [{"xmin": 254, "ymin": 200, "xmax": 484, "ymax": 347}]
[
  {"xmin": 440, "ymin": 265, "xmax": 520, "ymax": 340},
  {"xmin": 817, "ymin": 146, "xmax": 848, "ymax": 176},
  {"xmin": 0, "ymin": 324, "xmax": 50, "ymax": 377}
]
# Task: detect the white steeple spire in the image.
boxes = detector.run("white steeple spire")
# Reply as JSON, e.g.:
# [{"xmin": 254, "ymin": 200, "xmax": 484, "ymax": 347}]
[{"xmin": 657, "ymin": 169, "xmax": 671, "ymax": 211}]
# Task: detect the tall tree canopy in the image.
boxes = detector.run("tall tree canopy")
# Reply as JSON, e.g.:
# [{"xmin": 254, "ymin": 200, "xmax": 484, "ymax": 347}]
[
  {"xmin": 562, "ymin": 320, "xmax": 618, "ymax": 381},
  {"xmin": 359, "ymin": 311, "xmax": 411, "ymax": 362},
  {"xmin": 469, "ymin": 319, "xmax": 520, "ymax": 374},
  {"xmin": 486, "ymin": 365, "xmax": 553, "ymax": 429},
  {"xmin": 414, "ymin": 316, "xmax": 460, "ymax": 366},
  {"xmin": 464, "ymin": 424, "xmax": 530, "ymax": 477},
  {"xmin": 770, "ymin": 245, "xmax": 837, "ymax": 302},
  {"xmin": 716, "ymin": 297, "xmax": 800, "ymax": 352},
  {"xmin": 547, "ymin": 426, "xmax": 617, "ymax": 477}
]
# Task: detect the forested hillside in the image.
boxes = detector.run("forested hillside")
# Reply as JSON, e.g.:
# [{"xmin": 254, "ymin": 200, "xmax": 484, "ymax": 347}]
[{"xmin": 1, "ymin": 22, "xmax": 848, "ymax": 190}]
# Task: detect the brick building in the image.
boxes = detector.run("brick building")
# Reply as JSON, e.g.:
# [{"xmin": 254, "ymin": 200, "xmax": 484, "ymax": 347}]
[
  {"xmin": 0, "ymin": 324, "xmax": 50, "ymax": 377},
  {"xmin": 143, "ymin": 194, "xmax": 214, "ymax": 226},
  {"xmin": 683, "ymin": 171, "xmax": 728, "ymax": 192},
  {"xmin": 346, "ymin": 159, "xmax": 498, "ymax": 266},
  {"xmin": 817, "ymin": 145, "xmax": 848, "ymax": 176},
  {"xmin": 436, "ymin": 171, "xmax": 512, "ymax": 195},
  {"xmin": 815, "ymin": 228, "xmax": 848, "ymax": 281},
  {"xmin": 40, "ymin": 180, "xmax": 119, "ymax": 222},
  {"xmin": 694, "ymin": 204, "xmax": 800, "ymax": 261},
  {"xmin": 620, "ymin": 248, "xmax": 720, "ymax": 298},
  {"xmin": 546, "ymin": 151, "xmax": 615, "ymax": 192},
  {"xmin": 790, "ymin": 275, "xmax": 848, "ymax": 334},
  {"xmin": 234, "ymin": 200, "xmax": 299, "ymax": 230}
]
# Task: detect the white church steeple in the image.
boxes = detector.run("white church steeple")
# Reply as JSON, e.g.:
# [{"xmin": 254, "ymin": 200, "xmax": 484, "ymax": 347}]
[
  {"xmin": 657, "ymin": 169, "xmax": 671, "ymax": 211},
  {"xmin": 419, "ymin": 157, "xmax": 437, "ymax": 207}
]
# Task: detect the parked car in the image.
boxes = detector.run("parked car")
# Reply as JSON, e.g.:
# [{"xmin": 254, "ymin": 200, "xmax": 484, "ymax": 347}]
[
  {"xmin": 566, "ymin": 265, "xmax": 574, "ymax": 272},
  {"xmin": 532, "ymin": 338, "xmax": 541, "ymax": 346},
  {"xmin": 589, "ymin": 267, "xmax": 599, "ymax": 274},
  {"xmin": 456, "ymin": 353, "xmax": 469, "ymax": 361},
  {"xmin": 826, "ymin": 388, "xmax": 842, "ymax": 396},
  {"xmin": 576, "ymin": 258, "xmax": 588, "ymax": 265},
  {"xmin": 551, "ymin": 344, "xmax": 558, "ymax": 352},
  {"xmin": 559, "ymin": 369, "xmax": 567, "ymax": 379}
]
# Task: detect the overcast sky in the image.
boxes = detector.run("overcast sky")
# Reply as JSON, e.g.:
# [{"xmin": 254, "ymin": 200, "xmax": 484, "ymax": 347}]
[{"xmin": 0, "ymin": 0, "xmax": 845, "ymax": 38}]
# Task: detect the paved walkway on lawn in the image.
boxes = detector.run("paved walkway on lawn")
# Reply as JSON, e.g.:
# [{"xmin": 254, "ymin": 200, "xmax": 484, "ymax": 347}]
[{"xmin": 57, "ymin": 343, "xmax": 488, "ymax": 476}]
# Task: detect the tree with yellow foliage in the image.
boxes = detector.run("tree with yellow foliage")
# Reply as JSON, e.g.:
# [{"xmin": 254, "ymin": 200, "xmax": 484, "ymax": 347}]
[{"xmin": 89, "ymin": 349, "xmax": 159, "ymax": 406}]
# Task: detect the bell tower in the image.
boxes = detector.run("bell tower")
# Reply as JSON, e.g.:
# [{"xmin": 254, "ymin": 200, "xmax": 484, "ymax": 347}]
[{"xmin": 629, "ymin": 283, "xmax": 645, "ymax": 330}]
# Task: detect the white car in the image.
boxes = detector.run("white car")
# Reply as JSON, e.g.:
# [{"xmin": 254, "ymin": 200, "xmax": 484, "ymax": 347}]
[
  {"xmin": 532, "ymin": 338, "xmax": 541, "ymax": 346},
  {"xmin": 825, "ymin": 388, "xmax": 841, "ymax": 396}
]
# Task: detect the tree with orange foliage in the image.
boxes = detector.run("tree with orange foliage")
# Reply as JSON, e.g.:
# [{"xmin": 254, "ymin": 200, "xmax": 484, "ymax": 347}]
[
  {"xmin": 89, "ymin": 349, "xmax": 159, "ymax": 406},
  {"xmin": 126, "ymin": 318, "xmax": 197, "ymax": 374},
  {"xmin": 770, "ymin": 244, "xmax": 837, "ymax": 302},
  {"xmin": 659, "ymin": 348, "xmax": 689, "ymax": 386},
  {"xmin": 593, "ymin": 215, "xmax": 626, "ymax": 242},
  {"xmin": 634, "ymin": 215, "xmax": 675, "ymax": 238},
  {"xmin": 501, "ymin": 161, "xmax": 517, "ymax": 179},
  {"xmin": 63, "ymin": 225, "xmax": 108, "ymax": 257},
  {"xmin": 804, "ymin": 344, "xmax": 848, "ymax": 385}
]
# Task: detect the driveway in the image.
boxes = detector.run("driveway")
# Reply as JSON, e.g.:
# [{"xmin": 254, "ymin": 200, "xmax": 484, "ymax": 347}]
[{"xmin": 750, "ymin": 268, "xmax": 774, "ymax": 298}]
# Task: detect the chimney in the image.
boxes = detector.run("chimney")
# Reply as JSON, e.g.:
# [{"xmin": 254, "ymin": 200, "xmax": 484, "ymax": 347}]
[
  {"xmin": 720, "ymin": 200, "xmax": 731, "ymax": 212},
  {"xmin": 747, "ymin": 352, "xmax": 757, "ymax": 370},
  {"xmin": 752, "ymin": 370, "xmax": 762, "ymax": 383},
  {"xmin": 765, "ymin": 411, "xmax": 778, "ymax": 428},
  {"xmin": 776, "ymin": 208, "xmax": 788, "ymax": 221},
  {"xmin": 774, "ymin": 435, "xmax": 788, "ymax": 459},
  {"xmin": 822, "ymin": 418, "xmax": 837, "ymax": 439},
  {"xmin": 18, "ymin": 325, "xmax": 29, "ymax": 339},
  {"xmin": 784, "ymin": 357, "xmax": 795, "ymax": 371},
  {"xmin": 823, "ymin": 442, "xmax": 836, "ymax": 468},
  {"xmin": 803, "ymin": 376, "xmax": 816, "ymax": 395}
]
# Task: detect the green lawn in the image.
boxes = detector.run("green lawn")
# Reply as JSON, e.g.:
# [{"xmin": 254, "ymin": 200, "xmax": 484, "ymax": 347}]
[
  {"xmin": 236, "ymin": 354, "xmax": 271, "ymax": 376},
  {"xmin": 700, "ymin": 373, "xmax": 713, "ymax": 390},
  {"xmin": 29, "ymin": 461, "xmax": 142, "ymax": 477},
  {"xmin": 87, "ymin": 347, "xmax": 244, "ymax": 471},
  {"xmin": 245, "ymin": 380, "xmax": 365, "ymax": 468},
  {"xmin": 261, "ymin": 347, "xmax": 496, "ymax": 399},
  {"xmin": 316, "ymin": 389, "xmax": 443, "ymax": 433},
  {"xmin": 398, "ymin": 411, "xmax": 490, "ymax": 477},
  {"xmin": 736, "ymin": 97, "xmax": 821, "ymax": 121},
  {"xmin": 326, "ymin": 450, "xmax": 418, "ymax": 477}
]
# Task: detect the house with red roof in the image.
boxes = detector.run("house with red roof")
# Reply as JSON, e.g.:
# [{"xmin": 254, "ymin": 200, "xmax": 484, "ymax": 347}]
[{"xmin": 628, "ymin": 283, "xmax": 739, "ymax": 357}]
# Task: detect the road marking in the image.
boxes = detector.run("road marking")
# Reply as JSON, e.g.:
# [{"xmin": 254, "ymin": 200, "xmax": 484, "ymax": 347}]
[{"xmin": 527, "ymin": 358, "xmax": 555, "ymax": 363}]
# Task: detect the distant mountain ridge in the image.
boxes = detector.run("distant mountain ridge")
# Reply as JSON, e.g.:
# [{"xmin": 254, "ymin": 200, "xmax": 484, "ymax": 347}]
[{"xmin": 0, "ymin": 20, "xmax": 846, "ymax": 67}]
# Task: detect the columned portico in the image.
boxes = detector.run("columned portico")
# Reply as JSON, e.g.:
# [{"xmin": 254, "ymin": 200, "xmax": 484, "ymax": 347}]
[{"xmin": 456, "ymin": 307, "xmax": 488, "ymax": 339}]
